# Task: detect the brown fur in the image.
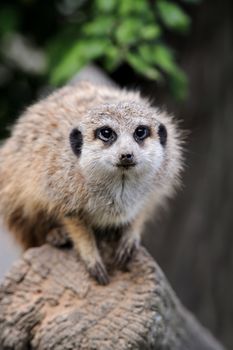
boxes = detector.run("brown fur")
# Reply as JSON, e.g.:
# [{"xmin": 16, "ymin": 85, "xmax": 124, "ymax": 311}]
[{"xmin": 0, "ymin": 82, "xmax": 183, "ymax": 284}]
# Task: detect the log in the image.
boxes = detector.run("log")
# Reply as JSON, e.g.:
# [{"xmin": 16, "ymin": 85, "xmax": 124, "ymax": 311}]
[{"xmin": 0, "ymin": 244, "xmax": 224, "ymax": 350}]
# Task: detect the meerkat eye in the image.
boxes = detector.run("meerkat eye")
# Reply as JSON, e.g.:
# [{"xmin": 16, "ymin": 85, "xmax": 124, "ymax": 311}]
[
  {"xmin": 134, "ymin": 125, "xmax": 150, "ymax": 142},
  {"xmin": 158, "ymin": 123, "xmax": 167, "ymax": 146},
  {"xmin": 95, "ymin": 127, "xmax": 117, "ymax": 143}
]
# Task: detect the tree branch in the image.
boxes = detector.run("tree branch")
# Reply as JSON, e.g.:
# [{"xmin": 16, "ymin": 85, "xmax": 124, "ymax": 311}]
[{"xmin": 0, "ymin": 244, "xmax": 224, "ymax": 350}]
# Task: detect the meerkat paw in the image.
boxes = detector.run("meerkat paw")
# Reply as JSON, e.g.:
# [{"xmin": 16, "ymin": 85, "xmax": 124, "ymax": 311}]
[
  {"xmin": 88, "ymin": 260, "xmax": 110, "ymax": 285},
  {"xmin": 46, "ymin": 227, "xmax": 72, "ymax": 248},
  {"xmin": 114, "ymin": 236, "xmax": 139, "ymax": 268}
]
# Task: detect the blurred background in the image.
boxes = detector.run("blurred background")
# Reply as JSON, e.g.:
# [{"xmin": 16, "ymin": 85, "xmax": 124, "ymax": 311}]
[{"xmin": 0, "ymin": 0, "xmax": 232, "ymax": 348}]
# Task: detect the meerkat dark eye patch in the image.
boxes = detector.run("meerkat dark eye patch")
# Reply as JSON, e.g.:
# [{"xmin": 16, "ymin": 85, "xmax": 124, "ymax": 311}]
[
  {"xmin": 158, "ymin": 123, "xmax": 167, "ymax": 146},
  {"xmin": 69, "ymin": 128, "xmax": 83, "ymax": 156}
]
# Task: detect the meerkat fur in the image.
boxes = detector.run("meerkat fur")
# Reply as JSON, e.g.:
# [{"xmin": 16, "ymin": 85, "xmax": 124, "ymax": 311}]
[{"xmin": 0, "ymin": 82, "xmax": 183, "ymax": 284}]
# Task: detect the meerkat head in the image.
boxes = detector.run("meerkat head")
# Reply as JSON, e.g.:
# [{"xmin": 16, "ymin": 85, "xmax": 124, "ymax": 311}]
[{"xmin": 69, "ymin": 98, "xmax": 183, "ymax": 200}]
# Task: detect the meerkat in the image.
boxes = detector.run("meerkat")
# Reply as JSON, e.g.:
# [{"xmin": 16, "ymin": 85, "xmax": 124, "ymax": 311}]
[{"xmin": 0, "ymin": 81, "xmax": 183, "ymax": 285}]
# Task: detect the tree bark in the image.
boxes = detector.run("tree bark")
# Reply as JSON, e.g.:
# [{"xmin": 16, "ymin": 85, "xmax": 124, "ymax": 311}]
[{"xmin": 0, "ymin": 244, "xmax": 225, "ymax": 350}]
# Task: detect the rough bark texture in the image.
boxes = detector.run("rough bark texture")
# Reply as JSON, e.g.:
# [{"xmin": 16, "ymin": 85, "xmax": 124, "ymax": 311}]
[{"xmin": 0, "ymin": 244, "xmax": 224, "ymax": 350}]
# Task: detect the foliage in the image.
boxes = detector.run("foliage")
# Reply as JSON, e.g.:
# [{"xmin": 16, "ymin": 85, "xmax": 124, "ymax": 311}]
[
  {"xmin": 0, "ymin": 0, "xmax": 201, "ymax": 137},
  {"xmin": 48, "ymin": 0, "xmax": 198, "ymax": 99}
]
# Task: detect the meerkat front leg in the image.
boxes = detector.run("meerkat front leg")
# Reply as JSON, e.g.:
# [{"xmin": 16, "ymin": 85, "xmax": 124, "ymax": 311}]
[
  {"xmin": 114, "ymin": 215, "xmax": 144, "ymax": 268},
  {"xmin": 63, "ymin": 217, "xmax": 109, "ymax": 285},
  {"xmin": 114, "ymin": 229, "xmax": 140, "ymax": 268}
]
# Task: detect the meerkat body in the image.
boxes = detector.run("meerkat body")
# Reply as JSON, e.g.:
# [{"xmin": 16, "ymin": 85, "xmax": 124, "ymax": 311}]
[{"xmin": 0, "ymin": 82, "xmax": 183, "ymax": 284}]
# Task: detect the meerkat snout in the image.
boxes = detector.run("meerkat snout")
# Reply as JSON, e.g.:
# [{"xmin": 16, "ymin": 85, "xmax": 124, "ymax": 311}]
[{"xmin": 118, "ymin": 153, "xmax": 135, "ymax": 167}]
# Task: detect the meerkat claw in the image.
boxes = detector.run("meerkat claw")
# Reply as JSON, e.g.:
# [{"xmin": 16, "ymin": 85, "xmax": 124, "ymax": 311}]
[
  {"xmin": 114, "ymin": 240, "xmax": 138, "ymax": 268},
  {"xmin": 88, "ymin": 261, "xmax": 110, "ymax": 285}
]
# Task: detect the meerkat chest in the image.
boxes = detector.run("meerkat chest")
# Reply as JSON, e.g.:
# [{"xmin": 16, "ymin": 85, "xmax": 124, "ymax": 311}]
[{"xmin": 85, "ymin": 175, "xmax": 149, "ymax": 227}]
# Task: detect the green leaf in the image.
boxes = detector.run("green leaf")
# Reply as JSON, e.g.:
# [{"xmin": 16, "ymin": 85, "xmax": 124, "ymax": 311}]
[
  {"xmin": 140, "ymin": 25, "xmax": 161, "ymax": 40},
  {"xmin": 139, "ymin": 44, "xmax": 175, "ymax": 72},
  {"xmin": 83, "ymin": 16, "xmax": 115, "ymax": 36},
  {"xmin": 118, "ymin": 0, "xmax": 151, "ymax": 16},
  {"xmin": 138, "ymin": 44, "xmax": 187, "ymax": 99},
  {"xmin": 104, "ymin": 45, "xmax": 121, "ymax": 71},
  {"xmin": 151, "ymin": 45, "xmax": 177, "ymax": 73},
  {"xmin": 96, "ymin": 0, "xmax": 116, "ymax": 12},
  {"xmin": 50, "ymin": 40, "xmax": 108, "ymax": 85},
  {"xmin": 138, "ymin": 45, "xmax": 154, "ymax": 63},
  {"xmin": 126, "ymin": 52, "xmax": 162, "ymax": 80},
  {"xmin": 115, "ymin": 18, "xmax": 143, "ymax": 45},
  {"xmin": 47, "ymin": 26, "xmax": 80, "ymax": 68},
  {"xmin": 157, "ymin": 1, "xmax": 191, "ymax": 33}
]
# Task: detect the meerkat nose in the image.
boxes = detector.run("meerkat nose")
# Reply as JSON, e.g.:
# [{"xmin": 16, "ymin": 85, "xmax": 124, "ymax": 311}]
[{"xmin": 119, "ymin": 153, "xmax": 135, "ymax": 166}]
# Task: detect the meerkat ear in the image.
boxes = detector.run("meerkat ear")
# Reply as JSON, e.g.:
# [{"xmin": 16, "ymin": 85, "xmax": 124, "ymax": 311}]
[
  {"xmin": 69, "ymin": 128, "xmax": 83, "ymax": 156},
  {"xmin": 158, "ymin": 123, "xmax": 167, "ymax": 146}
]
